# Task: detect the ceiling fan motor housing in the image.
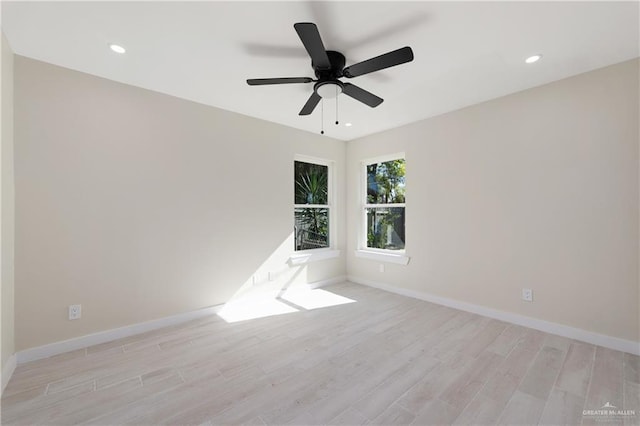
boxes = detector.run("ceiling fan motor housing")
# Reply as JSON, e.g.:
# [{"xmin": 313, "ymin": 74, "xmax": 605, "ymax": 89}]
[
  {"xmin": 313, "ymin": 50, "xmax": 346, "ymax": 80},
  {"xmin": 313, "ymin": 51, "xmax": 346, "ymax": 99}
]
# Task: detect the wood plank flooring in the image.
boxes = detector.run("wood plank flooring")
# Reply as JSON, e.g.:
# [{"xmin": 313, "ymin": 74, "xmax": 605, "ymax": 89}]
[{"xmin": 1, "ymin": 282, "xmax": 638, "ymax": 425}]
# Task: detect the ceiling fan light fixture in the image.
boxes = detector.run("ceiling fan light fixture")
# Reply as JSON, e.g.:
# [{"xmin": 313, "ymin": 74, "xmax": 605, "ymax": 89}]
[{"xmin": 315, "ymin": 81, "xmax": 343, "ymax": 99}]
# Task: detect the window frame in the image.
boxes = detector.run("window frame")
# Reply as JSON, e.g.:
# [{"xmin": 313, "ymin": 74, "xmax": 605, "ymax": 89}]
[
  {"xmin": 356, "ymin": 153, "xmax": 410, "ymax": 265},
  {"xmin": 293, "ymin": 155, "xmax": 337, "ymax": 257}
]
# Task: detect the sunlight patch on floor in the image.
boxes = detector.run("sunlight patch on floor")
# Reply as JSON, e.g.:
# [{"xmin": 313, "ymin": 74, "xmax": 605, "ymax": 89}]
[
  {"xmin": 217, "ymin": 297, "xmax": 298, "ymax": 323},
  {"xmin": 217, "ymin": 287, "xmax": 356, "ymax": 323},
  {"xmin": 281, "ymin": 287, "xmax": 356, "ymax": 310}
]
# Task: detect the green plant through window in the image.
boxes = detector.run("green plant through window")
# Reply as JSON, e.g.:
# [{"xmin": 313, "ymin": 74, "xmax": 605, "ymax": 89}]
[{"xmin": 294, "ymin": 161, "xmax": 329, "ymax": 251}]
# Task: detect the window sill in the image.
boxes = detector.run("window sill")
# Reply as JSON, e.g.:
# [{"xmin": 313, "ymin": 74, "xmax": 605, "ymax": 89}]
[
  {"xmin": 354, "ymin": 249, "xmax": 410, "ymax": 265},
  {"xmin": 289, "ymin": 249, "xmax": 341, "ymax": 266}
]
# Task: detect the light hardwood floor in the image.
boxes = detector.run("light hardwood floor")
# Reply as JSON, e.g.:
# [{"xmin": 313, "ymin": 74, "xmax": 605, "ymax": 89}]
[{"xmin": 2, "ymin": 282, "xmax": 639, "ymax": 425}]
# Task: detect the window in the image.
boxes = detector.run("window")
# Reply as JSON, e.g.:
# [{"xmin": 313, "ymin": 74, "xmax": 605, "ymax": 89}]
[
  {"xmin": 294, "ymin": 159, "xmax": 331, "ymax": 251},
  {"xmin": 362, "ymin": 155, "xmax": 406, "ymax": 251}
]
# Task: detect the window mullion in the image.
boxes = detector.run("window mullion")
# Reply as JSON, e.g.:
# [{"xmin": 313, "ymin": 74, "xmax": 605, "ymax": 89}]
[
  {"xmin": 294, "ymin": 204, "xmax": 330, "ymax": 209},
  {"xmin": 364, "ymin": 203, "xmax": 405, "ymax": 208}
]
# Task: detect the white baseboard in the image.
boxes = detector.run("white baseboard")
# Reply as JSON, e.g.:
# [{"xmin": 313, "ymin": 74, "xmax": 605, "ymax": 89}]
[
  {"xmin": 17, "ymin": 304, "xmax": 223, "ymax": 364},
  {"xmin": 308, "ymin": 275, "xmax": 348, "ymax": 289},
  {"xmin": 347, "ymin": 275, "xmax": 640, "ymax": 356},
  {"xmin": 1, "ymin": 353, "xmax": 17, "ymax": 394}
]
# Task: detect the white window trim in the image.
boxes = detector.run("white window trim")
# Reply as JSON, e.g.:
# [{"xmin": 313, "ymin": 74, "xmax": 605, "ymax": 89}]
[
  {"xmin": 289, "ymin": 248, "xmax": 341, "ymax": 266},
  {"xmin": 291, "ymin": 155, "xmax": 338, "ymax": 264},
  {"xmin": 354, "ymin": 249, "xmax": 409, "ymax": 265},
  {"xmin": 356, "ymin": 152, "xmax": 410, "ymax": 265}
]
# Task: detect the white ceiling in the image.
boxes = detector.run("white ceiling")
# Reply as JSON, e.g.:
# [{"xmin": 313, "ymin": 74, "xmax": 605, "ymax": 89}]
[{"xmin": 2, "ymin": 1, "xmax": 639, "ymax": 141}]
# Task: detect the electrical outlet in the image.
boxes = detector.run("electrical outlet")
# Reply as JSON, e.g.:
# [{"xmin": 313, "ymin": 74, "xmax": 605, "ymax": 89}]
[
  {"xmin": 522, "ymin": 289, "xmax": 533, "ymax": 302},
  {"xmin": 68, "ymin": 304, "xmax": 82, "ymax": 320},
  {"xmin": 379, "ymin": 263, "xmax": 385, "ymax": 273}
]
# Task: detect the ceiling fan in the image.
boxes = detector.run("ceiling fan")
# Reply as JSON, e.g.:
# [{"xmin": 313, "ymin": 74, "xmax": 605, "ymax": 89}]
[{"xmin": 247, "ymin": 23, "xmax": 414, "ymax": 116}]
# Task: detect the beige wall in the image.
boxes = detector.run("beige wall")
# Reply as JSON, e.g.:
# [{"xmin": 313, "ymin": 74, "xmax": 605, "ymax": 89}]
[
  {"xmin": 2, "ymin": 33, "xmax": 16, "ymax": 372},
  {"xmin": 14, "ymin": 56, "xmax": 346, "ymax": 351},
  {"xmin": 347, "ymin": 59, "xmax": 640, "ymax": 343},
  {"xmin": 12, "ymin": 53, "xmax": 640, "ymax": 352}
]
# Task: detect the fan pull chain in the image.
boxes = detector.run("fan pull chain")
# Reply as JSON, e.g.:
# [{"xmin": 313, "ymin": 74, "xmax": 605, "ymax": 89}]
[
  {"xmin": 335, "ymin": 86, "xmax": 339, "ymax": 125},
  {"xmin": 320, "ymin": 99, "xmax": 324, "ymax": 135}
]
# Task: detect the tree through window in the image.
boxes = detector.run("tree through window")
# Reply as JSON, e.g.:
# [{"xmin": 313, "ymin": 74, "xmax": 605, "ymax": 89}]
[
  {"xmin": 294, "ymin": 160, "xmax": 330, "ymax": 251},
  {"xmin": 364, "ymin": 157, "xmax": 406, "ymax": 250}
]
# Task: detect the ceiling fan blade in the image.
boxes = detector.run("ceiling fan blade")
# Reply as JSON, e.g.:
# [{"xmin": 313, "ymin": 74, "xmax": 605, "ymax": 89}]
[
  {"xmin": 247, "ymin": 77, "xmax": 314, "ymax": 86},
  {"xmin": 299, "ymin": 92, "xmax": 322, "ymax": 115},
  {"xmin": 294, "ymin": 23, "xmax": 331, "ymax": 69},
  {"xmin": 343, "ymin": 46, "xmax": 414, "ymax": 78},
  {"xmin": 342, "ymin": 83, "xmax": 383, "ymax": 107}
]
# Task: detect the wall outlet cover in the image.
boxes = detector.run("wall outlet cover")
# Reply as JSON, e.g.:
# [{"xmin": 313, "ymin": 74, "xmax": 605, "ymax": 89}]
[{"xmin": 68, "ymin": 304, "xmax": 82, "ymax": 320}]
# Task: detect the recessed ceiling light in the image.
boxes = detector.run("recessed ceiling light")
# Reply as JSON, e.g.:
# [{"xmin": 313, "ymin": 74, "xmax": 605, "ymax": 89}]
[
  {"xmin": 109, "ymin": 44, "xmax": 126, "ymax": 54},
  {"xmin": 525, "ymin": 54, "xmax": 542, "ymax": 64},
  {"xmin": 345, "ymin": 122, "xmax": 352, "ymax": 127}
]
